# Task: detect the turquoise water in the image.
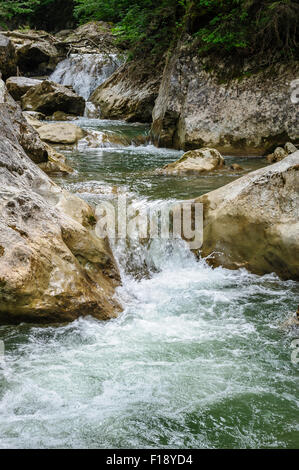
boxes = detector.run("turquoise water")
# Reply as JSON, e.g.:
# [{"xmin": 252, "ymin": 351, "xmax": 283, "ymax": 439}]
[{"xmin": 0, "ymin": 119, "xmax": 298, "ymax": 449}]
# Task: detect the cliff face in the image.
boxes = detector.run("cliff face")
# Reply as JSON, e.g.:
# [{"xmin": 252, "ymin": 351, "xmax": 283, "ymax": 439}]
[{"xmin": 151, "ymin": 42, "xmax": 299, "ymax": 155}]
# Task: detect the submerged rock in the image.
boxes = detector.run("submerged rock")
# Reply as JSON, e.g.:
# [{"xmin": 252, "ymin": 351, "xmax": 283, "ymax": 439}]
[
  {"xmin": 37, "ymin": 122, "xmax": 84, "ymax": 145},
  {"xmin": 0, "ymin": 79, "xmax": 121, "ymax": 324},
  {"xmin": 0, "ymin": 34, "xmax": 17, "ymax": 79},
  {"xmin": 39, "ymin": 143, "xmax": 73, "ymax": 175},
  {"xmin": 281, "ymin": 306, "xmax": 299, "ymax": 328},
  {"xmin": 6, "ymin": 77, "xmax": 42, "ymax": 101},
  {"xmin": 21, "ymin": 80, "xmax": 85, "ymax": 116},
  {"xmin": 162, "ymin": 148, "xmax": 224, "ymax": 174},
  {"xmin": 194, "ymin": 152, "xmax": 299, "ymax": 280},
  {"xmin": 0, "ymin": 78, "xmax": 47, "ymax": 164}
]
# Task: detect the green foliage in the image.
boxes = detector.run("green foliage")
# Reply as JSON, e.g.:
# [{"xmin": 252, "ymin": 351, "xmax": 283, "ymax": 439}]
[
  {"xmin": 192, "ymin": 0, "xmax": 299, "ymax": 60},
  {"xmin": 0, "ymin": 0, "xmax": 297, "ymax": 62}
]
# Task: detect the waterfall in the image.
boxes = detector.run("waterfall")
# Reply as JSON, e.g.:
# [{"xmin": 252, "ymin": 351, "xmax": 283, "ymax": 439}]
[{"xmin": 50, "ymin": 53, "xmax": 123, "ymax": 101}]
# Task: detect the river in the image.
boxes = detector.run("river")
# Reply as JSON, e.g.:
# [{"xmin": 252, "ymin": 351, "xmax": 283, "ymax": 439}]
[{"xmin": 0, "ymin": 118, "xmax": 298, "ymax": 449}]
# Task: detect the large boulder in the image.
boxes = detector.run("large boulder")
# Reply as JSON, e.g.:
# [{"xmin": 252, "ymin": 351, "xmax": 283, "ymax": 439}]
[
  {"xmin": 162, "ymin": 148, "xmax": 224, "ymax": 174},
  {"xmin": 0, "ymin": 34, "xmax": 17, "ymax": 79},
  {"xmin": 90, "ymin": 58, "xmax": 164, "ymax": 123},
  {"xmin": 6, "ymin": 77, "xmax": 42, "ymax": 101},
  {"xmin": 1, "ymin": 30, "xmax": 66, "ymax": 74},
  {"xmin": 37, "ymin": 122, "xmax": 84, "ymax": 145},
  {"xmin": 266, "ymin": 142, "xmax": 298, "ymax": 163},
  {"xmin": 194, "ymin": 153, "xmax": 299, "ymax": 280},
  {"xmin": 39, "ymin": 143, "xmax": 73, "ymax": 175},
  {"xmin": 151, "ymin": 40, "xmax": 299, "ymax": 154},
  {"xmin": 0, "ymin": 79, "xmax": 121, "ymax": 324},
  {"xmin": 21, "ymin": 80, "xmax": 85, "ymax": 116}
]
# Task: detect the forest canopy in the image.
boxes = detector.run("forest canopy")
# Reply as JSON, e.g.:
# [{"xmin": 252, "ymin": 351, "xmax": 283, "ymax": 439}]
[{"xmin": 0, "ymin": 0, "xmax": 298, "ymax": 61}]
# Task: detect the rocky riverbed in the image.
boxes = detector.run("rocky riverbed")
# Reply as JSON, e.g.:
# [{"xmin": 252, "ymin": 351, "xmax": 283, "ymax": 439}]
[{"xmin": 0, "ymin": 20, "xmax": 298, "ymax": 449}]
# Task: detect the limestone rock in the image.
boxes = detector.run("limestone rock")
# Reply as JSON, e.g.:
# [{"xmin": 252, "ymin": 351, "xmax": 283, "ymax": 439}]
[
  {"xmin": 1, "ymin": 78, "xmax": 71, "ymax": 173},
  {"xmin": 285, "ymin": 142, "xmax": 298, "ymax": 155},
  {"xmin": 162, "ymin": 148, "xmax": 224, "ymax": 174},
  {"xmin": 37, "ymin": 122, "xmax": 84, "ymax": 145},
  {"xmin": 0, "ymin": 79, "xmax": 121, "ymax": 324},
  {"xmin": 0, "ymin": 34, "xmax": 17, "ymax": 79},
  {"xmin": 61, "ymin": 21, "xmax": 118, "ymax": 55},
  {"xmin": 6, "ymin": 77, "xmax": 42, "ymax": 101},
  {"xmin": 81, "ymin": 130, "xmax": 130, "ymax": 149},
  {"xmin": 39, "ymin": 143, "xmax": 73, "ymax": 175},
  {"xmin": 21, "ymin": 80, "xmax": 85, "ymax": 116},
  {"xmin": 1, "ymin": 29, "xmax": 67, "ymax": 74},
  {"xmin": 230, "ymin": 163, "xmax": 244, "ymax": 171},
  {"xmin": 266, "ymin": 146, "xmax": 288, "ymax": 163},
  {"xmin": 17, "ymin": 40, "xmax": 60, "ymax": 74},
  {"xmin": 49, "ymin": 111, "xmax": 77, "ymax": 121},
  {"xmin": 194, "ymin": 152, "xmax": 299, "ymax": 280},
  {"xmin": 23, "ymin": 112, "xmax": 43, "ymax": 129},
  {"xmin": 23, "ymin": 110, "xmax": 45, "ymax": 120}
]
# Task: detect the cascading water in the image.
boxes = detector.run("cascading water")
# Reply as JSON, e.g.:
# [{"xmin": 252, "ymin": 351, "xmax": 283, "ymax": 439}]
[
  {"xmin": 50, "ymin": 53, "xmax": 123, "ymax": 101},
  {"xmin": 0, "ymin": 118, "xmax": 298, "ymax": 449}
]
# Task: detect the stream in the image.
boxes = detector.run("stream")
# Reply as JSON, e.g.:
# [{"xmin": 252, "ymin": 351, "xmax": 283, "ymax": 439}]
[{"xmin": 0, "ymin": 118, "xmax": 298, "ymax": 449}]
